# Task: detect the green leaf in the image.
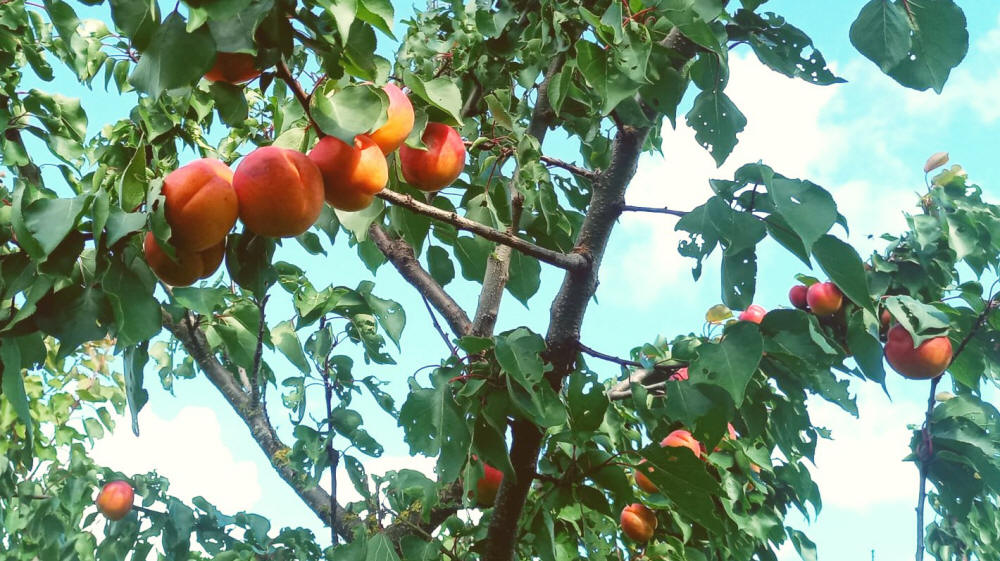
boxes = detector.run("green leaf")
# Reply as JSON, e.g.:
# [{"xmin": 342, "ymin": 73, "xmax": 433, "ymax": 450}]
[
  {"xmin": 495, "ymin": 327, "xmax": 546, "ymax": 386},
  {"xmin": 506, "ymin": 252, "xmax": 540, "ymax": 305},
  {"xmin": 811, "ymin": 234, "xmax": 872, "ymax": 313},
  {"xmin": 641, "ymin": 445, "xmax": 724, "ymax": 533},
  {"xmin": 742, "ymin": 11, "xmax": 844, "ymax": 85},
  {"xmin": 123, "ymin": 342, "xmax": 150, "ymax": 437},
  {"xmin": 768, "ymin": 177, "xmax": 837, "ymax": 252},
  {"xmin": 398, "ymin": 370, "xmax": 470, "ymax": 483},
  {"xmin": 105, "ymin": 208, "xmax": 146, "ymax": 247},
  {"xmin": 849, "ymin": 0, "xmax": 912, "ymax": 72},
  {"xmin": 103, "ymin": 260, "xmax": 161, "ymax": 347},
  {"xmin": 576, "ymin": 41, "xmax": 642, "ymax": 115},
  {"xmin": 787, "ymin": 528, "xmax": 818, "ymax": 561},
  {"xmin": 685, "ymin": 89, "xmax": 746, "ymax": 166},
  {"xmin": 365, "ymin": 534, "xmax": 401, "ymax": 561},
  {"xmin": 356, "ymin": 281, "xmax": 405, "ymax": 348},
  {"xmin": 22, "ymin": 194, "xmax": 88, "ymax": 259},
  {"xmin": 171, "ymin": 286, "xmax": 228, "ymax": 315},
  {"xmin": 688, "ymin": 320, "xmax": 763, "ymax": 406},
  {"xmin": 846, "ymin": 310, "xmax": 886, "ymax": 386},
  {"xmin": 426, "ymin": 245, "xmax": 454, "ymax": 286},
  {"xmin": 34, "ymin": 286, "xmax": 109, "ymax": 359},
  {"xmin": 130, "ymin": 13, "xmax": 216, "ymax": 98},
  {"xmin": 210, "ymin": 82, "xmax": 249, "ymax": 126},
  {"xmin": 109, "ymin": 0, "xmax": 160, "ymax": 51},
  {"xmin": 207, "ymin": 0, "xmax": 272, "ymax": 53},
  {"xmin": 225, "ymin": 232, "xmax": 277, "ymax": 296},
  {"xmin": 272, "ymin": 320, "xmax": 310, "ymax": 374},
  {"xmin": 721, "ymin": 247, "xmax": 756, "ymax": 310},
  {"xmin": 310, "ymin": 84, "xmax": 387, "ymax": 144},
  {"xmin": 882, "ymin": 0, "xmax": 968, "ymax": 93},
  {"xmin": 566, "ymin": 368, "xmax": 608, "ymax": 432},
  {"xmin": 335, "ymin": 198, "xmax": 384, "ymax": 242},
  {"xmin": 401, "ymin": 70, "xmax": 464, "ymax": 125},
  {"xmin": 358, "ymin": 0, "xmax": 394, "ymax": 37},
  {"xmin": 1, "ymin": 339, "xmax": 33, "ymax": 445}
]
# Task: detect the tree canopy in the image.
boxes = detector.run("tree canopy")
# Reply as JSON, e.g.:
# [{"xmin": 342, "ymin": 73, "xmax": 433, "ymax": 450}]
[{"xmin": 0, "ymin": 0, "xmax": 995, "ymax": 560}]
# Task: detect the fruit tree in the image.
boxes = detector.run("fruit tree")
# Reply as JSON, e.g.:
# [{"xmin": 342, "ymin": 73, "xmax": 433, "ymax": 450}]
[{"xmin": 0, "ymin": 0, "xmax": 994, "ymax": 560}]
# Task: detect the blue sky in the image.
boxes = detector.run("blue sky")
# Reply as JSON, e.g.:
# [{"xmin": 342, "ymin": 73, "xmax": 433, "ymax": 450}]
[{"xmin": 19, "ymin": 1, "xmax": 1000, "ymax": 559}]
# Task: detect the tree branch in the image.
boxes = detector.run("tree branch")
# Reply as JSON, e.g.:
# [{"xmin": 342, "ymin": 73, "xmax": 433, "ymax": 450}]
[
  {"xmin": 621, "ymin": 204, "xmax": 688, "ymax": 217},
  {"xmin": 276, "ymin": 59, "xmax": 318, "ymax": 132},
  {"xmin": 162, "ymin": 309, "xmax": 357, "ymax": 542},
  {"xmin": 376, "ymin": 189, "xmax": 586, "ymax": 271},
  {"xmin": 368, "ymin": 224, "xmax": 472, "ymax": 336},
  {"xmin": 538, "ymin": 155, "xmax": 597, "ymax": 179}
]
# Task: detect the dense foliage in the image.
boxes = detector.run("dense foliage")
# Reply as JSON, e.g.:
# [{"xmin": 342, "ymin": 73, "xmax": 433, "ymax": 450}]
[{"xmin": 0, "ymin": 0, "xmax": 994, "ymax": 560}]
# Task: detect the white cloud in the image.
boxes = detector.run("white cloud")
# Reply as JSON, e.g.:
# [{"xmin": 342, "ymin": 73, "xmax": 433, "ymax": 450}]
[
  {"xmin": 91, "ymin": 406, "xmax": 262, "ymax": 514},
  {"xmin": 808, "ymin": 391, "xmax": 923, "ymax": 510}
]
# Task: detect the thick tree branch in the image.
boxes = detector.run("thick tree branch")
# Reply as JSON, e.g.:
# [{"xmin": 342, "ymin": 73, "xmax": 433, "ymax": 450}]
[
  {"xmin": 376, "ymin": 189, "xmax": 586, "ymax": 272},
  {"xmin": 368, "ymin": 224, "xmax": 473, "ymax": 336},
  {"xmin": 162, "ymin": 309, "xmax": 357, "ymax": 542},
  {"xmin": 470, "ymin": 54, "xmax": 566, "ymax": 338}
]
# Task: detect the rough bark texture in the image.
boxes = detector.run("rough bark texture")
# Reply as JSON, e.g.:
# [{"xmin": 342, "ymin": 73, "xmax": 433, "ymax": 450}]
[{"xmin": 369, "ymin": 223, "xmax": 473, "ymax": 337}]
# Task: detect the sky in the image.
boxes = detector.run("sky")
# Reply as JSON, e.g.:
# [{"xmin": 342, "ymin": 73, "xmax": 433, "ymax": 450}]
[{"xmin": 18, "ymin": 1, "xmax": 1000, "ymax": 560}]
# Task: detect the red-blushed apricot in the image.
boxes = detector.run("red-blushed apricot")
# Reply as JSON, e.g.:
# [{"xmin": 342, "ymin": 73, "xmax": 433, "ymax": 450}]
[
  {"xmin": 661, "ymin": 429, "xmax": 702, "ymax": 459},
  {"xmin": 620, "ymin": 503, "xmax": 657, "ymax": 542},
  {"xmin": 205, "ymin": 52, "xmax": 261, "ymax": 84},
  {"xmin": 399, "ymin": 122, "xmax": 466, "ymax": 192},
  {"xmin": 739, "ymin": 304, "xmax": 767, "ymax": 324},
  {"xmin": 143, "ymin": 232, "xmax": 225, "ymax": 286},
  {"xmin": 161, "ymin": 158, "xmax": 238, "ymax": 252},
  {"xmin": 789, "ymin": 284, "xmax": 808, "ymax": 309},
  {"xmin": 476, "ymin": 463, "xmax": 504, "ymax": 507},
  {"xmin": 96, "ymin": 480, "xmax": 134, "ymax": 521},
  {"xmin": 369, "ymin": 83, "xmax": 415, "ymax": 155},
  {"xmin": 233, "ymin": 146, "xmax": 325, "ymax": 238},
  {"xmin": 806, "ymin": 281, "xmax": 843, "ymax": 316},
  {"xmin": 884, "ymin": 325, "xmax": 953, "ymax": 380},
  {"xmin": 308, "ymin": 134, "xmax": 388, "ymax": 211},
  {"xmin": 667, "ymin": 367, "xmax": 689, "ymax": 381}
]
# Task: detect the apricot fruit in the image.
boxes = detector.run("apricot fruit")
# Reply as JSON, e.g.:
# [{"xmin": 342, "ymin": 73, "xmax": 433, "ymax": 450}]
[
  {"xmin": 144, "ymin": 232, "xmax": 225, "ymax": 286},
  {"xmin": 806, "ymin": 281, "xmax": 843, "ymax": 316},
  {"xmin": 661, "ymin": 429, "xmax": 702, "ymax": 459},
  {"xmin": 369, "ymin": 83, "xmax": 415, "ymax": 155},
  {"xmin": 205, "ymin": 52, "xmax": 261, "ymax": 84},
  {"xmin": 620, "ymin": 503, "xmax": 657, "ymax": 542},
  {"xmin": 233, "ymin": 146, "xmax": 325, "ymax": 238},
  {"xmin": 161, "ymin": 158, "xmax": 238, "ymax": 252},
  {"xmin": 884, "ymin": 325, "xmax": 953, "ymax": 380},
  {"xmin": 739, "ymin": 304, "xmax": 767, "ymax": 324},
  {"xmin": 96, "ymin": 480, "xmax": 134, "ymax": 521},
  {"xmin": 399, "ymin": 122, "xmax": 466, "ymax": 192},
  {"xmin": 476, "ymin": 462, "xmax": 504, "ymax": 507},
  {"xmin": 667, "ymin": 367, "xmax": 689, "ymax": 381},
  {"xmin": 308, "ymin": 134, "xmax": 388, "ymax": 211},
  {"xmin": 789, "ymin": 284, "xmax": 808, "ymax": 309},
  {"xmin": 633, "ymin": 460, "xmax": 658, "ymax": 494}
]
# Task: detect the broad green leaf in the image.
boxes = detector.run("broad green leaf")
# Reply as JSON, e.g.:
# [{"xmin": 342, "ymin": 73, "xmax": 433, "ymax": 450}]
[
  {"xmin": 849, "ymin": 0, "xmax": 911, "ymax": 72},
  {"xmin": 768, "ymin": 177, "xmax": 837, "ymax": 252},
  {"xmin": 1, "ymin": 339, "xmax": 33, "ymax": 445},
  {"xmin": 272, "ymin": 320, "xmax": 310, "ymax": 374},
  {"xmin": 401, "ymin": 70, "xmax": 464, "ymax": 125},
  {"xmin": 310, "ymin": 84, "xmax": 387, "ymax": 144},
  {"xmin": 688, "ymin": 321, "xmax": 763, "ymax": 406},
  {"xmin": 130, "ymin": 13, "xmax": 216, "ymax": 98},
  {"xmin": 103, "ymin": 260, "xmax": 161, "ymax": 347},
  {"xmin": 123, "ymin": 342, "xmax": 150, "ymax": 436},
  {"xmin": 356, "ymin": 280, "xmax": 405, "ymax": 348},
  {"xmin": 506, "ymin": 251, "xmax": 540, "ymax": 306},
  {"xmin": 426, "ymin": 245, "xmax": 454, "ymax": 286},
  {"xmin": 685, "ymin": 89, "xmax": 746, "ymax": 166},
  {"xmin": 882, "ymin": 0, "xmax": 968, "ymax": 93},
  {"xmin": 109, "ymin": 0, "xmax": 160, "ymax": 51},
  {"xmin": 495, "ymin": 327, "xmax": 546, "ymax": 386},
  {"xmin": 811, "ymin": 235, "xmax": 872, "ymax": 313},
  {"xmin": 22, "ymin": 195, "xmax": 88, "ymax": 259}
]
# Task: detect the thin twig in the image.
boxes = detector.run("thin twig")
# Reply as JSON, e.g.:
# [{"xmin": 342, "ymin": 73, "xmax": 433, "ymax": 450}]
[
  {"xmin": 538, "ymin": 155, "xmax": 597, "ymax": 179},
  {"xmin": 577, "ymin": 342, "xmax": 642, "ymax": 368},
  {"xmin": 276, "ymin": 59, "xmax": 321, "ymax": 136},
  {"xmin": 422, "ymin": 295, "xmax": 458, "ymax": 356},
  {"xmin": 620, "ymin": 204, "xmax": 688, "ymax": 217},
  {"xmin": 376, "ymin": 190, "xmax": 587, "ymax": 271},
  {"xmin": 322, "ymin": 358, "xmax": 341, "ymax": 545}
]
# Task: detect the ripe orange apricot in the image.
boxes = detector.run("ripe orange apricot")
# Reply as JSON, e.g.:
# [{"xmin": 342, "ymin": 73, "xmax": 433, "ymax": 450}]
[
  {"xmin": 661, "ymin": 429, "xmax": 702, "ymax": 459},
  {"xmin": 884, "ymin": 325, "xmax": 953, "ymax": 379},
  {"xmin": 668, "ymin": 367, "xmax": 689, "ymax": 381},
  {"xmin": 369, "ymin": 83, "xmax": 415, "ymax": 155},
  {"xmin": 96, "ymin": 480, "xmax": 134, "ymax": 521},
  {"xmin": 620, "ymin": 503, "xmax": 657, "ymax": 542},
  {"xmin": 161, "ymin": 158, "xmax": 238, "ymax": 252},
  {"xmin": 308, "ymin": 134, "xmax": 388, "ymax": 211},
  {"xmin": 806, "ymin": 282, "xmax": 843, "ymax": 316},
  {"xmin": 739, "ymin": 304, "xmax": 767, "ymax": 323},
  {"xmin": 205, "ymin": 52, "xmax": 261, "ymax": 84},
  {"xmin": 399, "ymin": 122, "xmax": 466, "ymax": 192},
  {"xmin": 476, "ymin": 463, "xmax": 504, "ymax": 507},
  {"xmin": 143, "ymin": 232, "xmax": 225, "ymax": 287},
  {"xmin": 233, "ymin": 146, "xmax": 325, "ymax": 238}
]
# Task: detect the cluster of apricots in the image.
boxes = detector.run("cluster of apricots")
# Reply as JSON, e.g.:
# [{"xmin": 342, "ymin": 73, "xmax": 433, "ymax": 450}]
[
  {"xmin": 144, "ymin": 54, "xmax": 467, "ymax": 286},
  {"xmin": 96, "ymin": 480, "xmax": 134, "ymax": 521},
  {"xmin": 736, "ymin": 279, "xmax": 953, "ymax": 381}
]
